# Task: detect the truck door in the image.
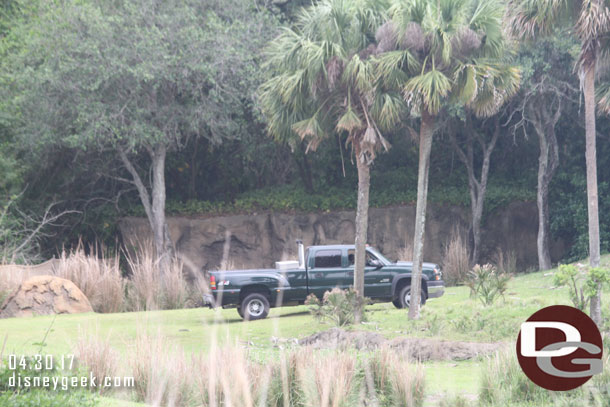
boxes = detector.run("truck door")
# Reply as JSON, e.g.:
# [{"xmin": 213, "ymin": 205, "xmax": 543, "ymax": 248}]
[
  {"xmin": 307, "ymin": 249, "xmax": 347, "ymax": 298},
  {"xmin": 347, "ymin": 249, "xmax": 391, "ymax": 298}
]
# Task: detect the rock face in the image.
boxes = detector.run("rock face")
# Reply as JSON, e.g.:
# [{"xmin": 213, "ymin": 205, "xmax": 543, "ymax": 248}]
[
  {"xmin": 0, "ymin": 275, "xmax": 93, "ymax": 318},
  {"xmin": 119, "ymin": 201, "xmax": 566, "ymax": 275}
]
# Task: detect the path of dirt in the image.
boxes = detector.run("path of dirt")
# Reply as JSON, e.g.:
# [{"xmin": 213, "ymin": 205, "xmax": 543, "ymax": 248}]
[{"xmin": 295, "ymin": 328, "xmax": 503, "ymax": 362}]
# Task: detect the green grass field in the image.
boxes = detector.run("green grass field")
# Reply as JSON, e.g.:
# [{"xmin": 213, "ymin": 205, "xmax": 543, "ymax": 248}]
[{"xmin": 1, "ymin": 256, "xmax": 609, "ymax": 406}]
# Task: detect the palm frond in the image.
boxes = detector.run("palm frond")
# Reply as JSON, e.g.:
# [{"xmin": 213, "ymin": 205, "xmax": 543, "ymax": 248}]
[{"xmin": 404, "ymin": 69, "xmax": 452, "ymax": 114}]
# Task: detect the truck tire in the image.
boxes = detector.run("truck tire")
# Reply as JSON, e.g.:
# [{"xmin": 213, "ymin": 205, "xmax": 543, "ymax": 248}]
[
  {"xmin": 237, "ymin": 307, "xmax": 244, "ymax": 319},
  {"xmin": 240, "ymin": 293, "xmax": 270, "ymax": 321},
  {"xmin": 397, "ymin": 285, "xmax": 426, "ymax": 309}
]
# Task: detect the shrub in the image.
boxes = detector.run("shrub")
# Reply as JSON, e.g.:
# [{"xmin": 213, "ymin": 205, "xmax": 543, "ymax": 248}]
[
  {"xmin": 466, "ymin": 264, "xmax": 511, "ymax": 306},
  {"xmin": 305, "ymin": 287, "xmax": 369, "ymax": 326},
  {"xmin": 554, "ymin": 264, "xmax": 610, "ymax": 311},
  {"xmin": 442, "ymin": 229, "xmax": 470, "ymax": 286}
]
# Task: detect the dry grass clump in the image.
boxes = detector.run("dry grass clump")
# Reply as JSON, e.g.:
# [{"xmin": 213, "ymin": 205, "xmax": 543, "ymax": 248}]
[
  {"xmin": 442, "ymin": 228, "xmax": 470, "ymax": 286},
  {"xmin": 369, "ymin": 348, "xmax": 425, "ymax": 407},
  {"xmin": 73, "ymin": 327, "xmax": 120, "ymax": 394},
  {"xmin": 129, "ymin": 330, "xmax": 193, "ymax": 406},
  {"xmin": 295, "ymin": 348, "xmax": 357, "ymax": 406},
  {"xmin": 492, "ymin": 248, "xmax": 518, "ymax": 275},
  {"xmin": 84, "ymin": 330, "xmax": 428, "ymax": 407},
  {"xmin": 55, "ymin": 244, "xmax": 125, "ymax": 313},
  {"xmin": 125, "ymin": 247, "xmax": 192, "ymax": 311},
  {"xmin": 396, "ymin": 243, "xmax": 413, "ymax": 262}
]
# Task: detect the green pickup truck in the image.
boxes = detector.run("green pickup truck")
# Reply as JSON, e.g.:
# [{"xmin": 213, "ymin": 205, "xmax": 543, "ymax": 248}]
[{"xmin": 202, "ymin": 241, "xmax": 444, "ymax": 320}]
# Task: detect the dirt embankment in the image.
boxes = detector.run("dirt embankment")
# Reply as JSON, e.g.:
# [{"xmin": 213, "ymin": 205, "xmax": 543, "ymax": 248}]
[{"xmin": 296, "ymin": 328, "xmax": 503, "ymax": 362}]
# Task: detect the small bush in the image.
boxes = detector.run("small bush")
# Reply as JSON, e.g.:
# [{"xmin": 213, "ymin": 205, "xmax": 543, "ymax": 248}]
[
  {"xmin": 442, "ymin": 229, "xmax": 470, "ymax": 286},
  {"xmin": 554, "ymin": 263, "xmax": 610, "ymax": 311},
  {"xmin": 305, "ymin": 287, "xmax": 369, "ymax": 326},
  {"xmin": 466, "ymin": 264, "xmax": 511, "ymax": 306}
]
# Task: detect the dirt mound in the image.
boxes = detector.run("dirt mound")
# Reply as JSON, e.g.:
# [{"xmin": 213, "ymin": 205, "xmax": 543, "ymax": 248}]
[
  {"xmin": 0, "ymin": 275, "xmax": 93, "ymax": 318},
  {"xmin": 298, "ymin": 327, "xmax": 386, "ymax": 350},
  {"xmin": 297, "ymin": 328, "xmax": 502, "ymax": 361}
]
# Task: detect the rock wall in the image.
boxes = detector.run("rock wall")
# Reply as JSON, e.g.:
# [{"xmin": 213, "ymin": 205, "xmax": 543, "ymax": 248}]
[{"xmin": 119, "ymin": 202, "xmax": 566, "ymax": 274}]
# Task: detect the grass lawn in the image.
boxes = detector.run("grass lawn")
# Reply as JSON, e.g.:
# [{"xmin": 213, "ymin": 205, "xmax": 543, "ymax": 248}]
[{"xmin": 1, "ymin": 255, "xmax": 609, "ymax": 406}]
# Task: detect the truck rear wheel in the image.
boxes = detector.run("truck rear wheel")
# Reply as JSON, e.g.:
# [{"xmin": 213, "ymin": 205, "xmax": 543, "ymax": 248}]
[
  {"xmin": 240, "ymin": 293, "xmax": 270, "ymax": 321},
  {"xmin": 398, "ymin": 285, "xmax": 426, "ymax": 309}
]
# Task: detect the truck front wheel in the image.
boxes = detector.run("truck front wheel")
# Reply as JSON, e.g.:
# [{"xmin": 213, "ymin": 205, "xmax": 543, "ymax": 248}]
[
  {"xmin": 240, "ymin": 293, "xmax": 270, "ymax": 321},
  {"xmin": 397, "ymin": 285, "xmax": 426, "ymax": 309}
]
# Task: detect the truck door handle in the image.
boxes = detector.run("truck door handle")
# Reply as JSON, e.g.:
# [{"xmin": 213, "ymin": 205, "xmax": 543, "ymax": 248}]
[
  {"xmin": 315, "ymin": 273, "xmax": 323, "ymax": 278},
  {"xmin": 347, "ymin": 271, "xmax": 353, "ymax": 276}
]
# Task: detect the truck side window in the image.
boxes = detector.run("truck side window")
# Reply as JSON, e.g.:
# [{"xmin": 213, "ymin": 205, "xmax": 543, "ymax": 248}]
[
  {"xmin": 314, "ymin": 250, "xmax": 342, "ymax": 268},
  {"xmin": 347, "ymin": 249, "xmax": 378, "ymax": 266}
]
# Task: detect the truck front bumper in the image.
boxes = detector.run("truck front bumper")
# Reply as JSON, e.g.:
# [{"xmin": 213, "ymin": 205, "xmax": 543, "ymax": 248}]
[{"xmin": 427, "ymin": 281, "xmax": 445, "ymax": 298}]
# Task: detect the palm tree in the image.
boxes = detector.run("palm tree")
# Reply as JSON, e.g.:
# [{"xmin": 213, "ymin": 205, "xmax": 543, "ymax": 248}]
[
  {"xmin": 508, "ymin": 0, "xmax": 610, "ymax": 325},
  {"xmin": 375, "ymin": 0, "xmax": 520, "ymax": 318},
  {"xmin": 259, "ymin": 0, "xmax": 402, "ymax": 322}
]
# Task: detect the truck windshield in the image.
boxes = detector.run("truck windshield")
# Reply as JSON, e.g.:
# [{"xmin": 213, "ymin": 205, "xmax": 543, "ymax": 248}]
[{"xmin": 366, "ymin": 247, "xmax": 391, "ymax": 266}]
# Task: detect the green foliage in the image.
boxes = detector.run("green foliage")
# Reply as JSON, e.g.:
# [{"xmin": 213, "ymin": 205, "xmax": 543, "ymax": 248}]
[
  {"xmin": 480, "ymin": 350, "xmax": 610, "ymax": 407},
  {"xmin": 305, "ymin": 287, "xmax": 370, "ymax": 326},
  {"xmin": 554, "ymin": 263, "xmax": 610, "ymax": 311},
  {"xmin": 466, "ymin": 264, "xmax": 511, "ymax": 306},
  {"xmin": 0, "ymin": 362, "xmax": 98, "ymax": 407}
]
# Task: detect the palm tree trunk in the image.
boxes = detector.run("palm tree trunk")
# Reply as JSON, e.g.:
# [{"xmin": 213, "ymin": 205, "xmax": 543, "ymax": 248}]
[
  {"xmin": 583, "ymin": 61, "xmax": 602, "ymax": 325},
  {"xmin": 409, "ymin": 110, "xmax": 434, "ymax": 320},
  {"xmin": 353, "ymin": 142, "xmax": 370, "ymax": 324}
]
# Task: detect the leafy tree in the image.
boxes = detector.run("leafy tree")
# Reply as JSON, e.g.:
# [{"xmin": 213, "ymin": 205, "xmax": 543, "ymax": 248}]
[
  {"xmin": 260, "ymin": 0, "xmax": 401, "ymax": 321},
  {"xmin": 447, "ymin": 113, "xmax": 501, "ymax": 266},
  {"xmin": 508, "ymin": 0, "xmax": 609, "ymax": 325},
  {"xmin": 376, "ymin": 0, "xmax": 519, "ymax": 318},
  {"xmin": 3, "ymin": 0, "xmax": 276, "ymax": 270},
  {"xmin": 510, "ymin": 36, "xmax": 578, "ymax": 271}
]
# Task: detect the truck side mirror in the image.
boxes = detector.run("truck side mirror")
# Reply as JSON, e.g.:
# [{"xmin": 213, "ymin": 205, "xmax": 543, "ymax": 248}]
[{"xmin": 368, "ymin": 259, "xmax": 383, "ymax": 269}]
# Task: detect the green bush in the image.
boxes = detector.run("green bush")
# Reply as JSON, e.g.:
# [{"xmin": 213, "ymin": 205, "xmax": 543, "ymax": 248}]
[
  {"xmin": 554, "ymin": 264, "xmax": 610, "ymax": 311},
  {"xmin": 466, "ymin": 264, "xmax": 511, "ymax": 306},
  {"xmin": 305, "ymin": 287, "xmax": 369, "ymax": 326}
]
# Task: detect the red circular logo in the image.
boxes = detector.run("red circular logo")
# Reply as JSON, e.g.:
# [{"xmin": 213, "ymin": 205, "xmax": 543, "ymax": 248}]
[{"xmin": 516, "ymin": 305, "xmax": 603, "ymax": 391}]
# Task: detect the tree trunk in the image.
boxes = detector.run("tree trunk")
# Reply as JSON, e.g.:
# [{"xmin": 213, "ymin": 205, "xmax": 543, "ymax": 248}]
[
  {"xmin": 535, "ymin": 119, "xmax": 559, "ymax": 271},
  {"xmin": 151, "ymin": 144, "xmax": 174, "ymax": 274},
  {"xmin": 583, "ymin": 60, "xmax": 602, "ymax": 325},
  {"xmin": 119, "ymin": 145, "xmax": 174, "ymax": 274},
  {"xmin": 353, "ymin": 142, "xmax": 370, "ymax": 324},
  {"xmin": 449, "ymin": 118, "xmax": 499, "ymax": 266},
  {"xmin": 409, "ymin": 110, "xmax": 434, "ymax": 320}
]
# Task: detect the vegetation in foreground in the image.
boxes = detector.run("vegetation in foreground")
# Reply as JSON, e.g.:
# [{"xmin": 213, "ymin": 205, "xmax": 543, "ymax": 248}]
[{"xmin": 1, "ymin": 256, "xmax": 609, "ymax": 406}]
